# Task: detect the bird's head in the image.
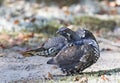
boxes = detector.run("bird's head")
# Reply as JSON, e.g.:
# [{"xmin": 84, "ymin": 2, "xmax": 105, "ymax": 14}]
[
  {"xmin": 56, "ymin": 27, "xmax": 78, "ymax": 42},
  {"xmin": 56, "ymin": 27, "xmax": 71, "ymax": 37}
]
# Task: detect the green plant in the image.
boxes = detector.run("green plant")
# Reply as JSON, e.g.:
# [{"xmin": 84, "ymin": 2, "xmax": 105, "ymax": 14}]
[{"xmin": 73, "ymin": 16, "xmax": 116, "ymax": 31}]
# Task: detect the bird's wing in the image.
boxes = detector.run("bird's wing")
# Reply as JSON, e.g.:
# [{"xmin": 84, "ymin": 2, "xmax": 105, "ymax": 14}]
[
  {"xmin": 47, "ymin": 41, "xmax": 99, "ymax": 72},
  {"xmin": 43, "ymin": 36, "xmax": 66, "ymax": 49},
  {"xmin": 75, "ymin": 43, "xmax": 98, "ymax": 71},
  {"xmin": 22, "ymin": 36, "xmax": 66, "ymax": 57}
]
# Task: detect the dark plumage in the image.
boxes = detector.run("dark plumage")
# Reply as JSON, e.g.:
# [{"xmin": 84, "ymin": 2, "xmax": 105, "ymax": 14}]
[
  {"xmin": 22, "ymin": 27, "xmax": 100, "ymax": 75},
  {"xmin": 22, "ymin": 27, "xmax": 82, "ymax": 57},
  {"xmin": 47, "ymin": 28, "xmax": 100, "ymax": 75},
  {"xmin": 56, "ymin": 27, "xmax": 81, "ymax": 42},
  {"xmin": 23, "ymin": 27, "xmax": 100, "ymax": 74}
]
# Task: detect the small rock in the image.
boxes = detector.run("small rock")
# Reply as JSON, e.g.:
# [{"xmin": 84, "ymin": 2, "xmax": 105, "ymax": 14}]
[
  {"xmin": 100, "ymin": 75, "xmax": 109, "ymax": 81},
  {"xmin": 52, "ymin": 66, "xmax": 58, "ymax": 69}
]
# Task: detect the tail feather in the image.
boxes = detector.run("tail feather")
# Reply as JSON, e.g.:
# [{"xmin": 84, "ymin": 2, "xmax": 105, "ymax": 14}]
[
  {"xmin": 47, "ymin": 58, "xmax": 57, "ymax": 64},
  {"xmin": 21, "ymin": 47, "xmax": 58, "ymax": 57}
]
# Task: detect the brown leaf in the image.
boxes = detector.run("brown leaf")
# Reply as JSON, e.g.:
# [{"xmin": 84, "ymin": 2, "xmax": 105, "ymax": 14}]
[
  {"xmin": 0, "ymin": 34, "xmax": 10, "ymax": 41},
  {"xmin": 47, "ymin": 72, "xmax": 53, "ymax": 80},
  {"xmin": 23, "ymin": 17, "xmax": 29, "ymax": 21},
  {"xmin": 79, "ymin": 77, "xmax": 88, "ymax": 83},
  {"xmin": 17, "ymin": 33, "xmax": 34, "ymax": 41},
  {"xmin": 14, "ymin": 20, "xmax": 20, "ymax": 25},
  {"xmin": 30, "ymin": 18, "xmax": 36, "ymax": 23},
  {"xmin": 73, "ymin": 76, "xmax": 80, "ymax": 81},
  {"xmin": 73, "ymin": 76, "xmax": 88, "ymax": 83},
  {"xmin": 52, "ymin": 66, "xmax": 58, "ymax": 69},
  {"xmin": 62, "ymin": 6, "xmax": 70, "ymax": 15},
  {"xmin": 95, "ymin": 30, "xmax": 101, "ymax": 37},
  {"xmin": 100, "ymin": 75, "xmax": 109, "ymax": 81}
]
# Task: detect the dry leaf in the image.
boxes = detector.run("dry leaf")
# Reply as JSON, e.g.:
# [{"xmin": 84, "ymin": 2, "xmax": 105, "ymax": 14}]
[
  {"xmin": 73, "ymin": 76, "xmax": 88, "ymax": 83},
  {"xmin": 73, "ymin": 76, "xmax": 80, "ymax": 81},
  {"xmin": 79, "ymin": 77, "xmax": 88, "ymax": 83},
  {"xmin": 17, "ymin": 33, "xmax": 34, "ymax": 41},
  {"xmin": 100, "ymin": 75, "xmax": 109, "ymax": 81},
  {"xmin": 62, "ymin": 6, "xmax": 70, "ymax": 15},
  {"xmin": 14, "ymin": 20, "xmax": 20, "ymax": 25},
  {"xmin": 30, "ymin": 18, "xmax": 36, "ymax": 23},
  {"xmin": 0, "ymin": 34, "xmax": 10, "ymax": 41},
  {"xmin": 47, "ymin": 72, "xmax": 53, "ymax": 80},
  {"xmin": 52, "ymin": 66, "xmax": 58, "ymax": 69},
  {"xmin": 24, "ymin": 17, "xmax": 29, "ymax": 21}
]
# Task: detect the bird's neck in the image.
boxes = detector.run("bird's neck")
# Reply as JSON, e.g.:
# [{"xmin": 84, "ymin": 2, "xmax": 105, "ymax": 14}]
[{"xmin": 67, "ymin": 31, "xmax": 81, "ymax": 42}]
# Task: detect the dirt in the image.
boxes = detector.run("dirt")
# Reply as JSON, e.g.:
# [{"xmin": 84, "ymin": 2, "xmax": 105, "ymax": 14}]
[{"xmin": 0, "ymin": 43, "xmax": 120, "ymax": 83}]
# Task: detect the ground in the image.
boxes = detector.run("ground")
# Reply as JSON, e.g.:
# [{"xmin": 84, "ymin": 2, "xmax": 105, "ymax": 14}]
[{"xmin": 0, "ymin": 42, "xmax": 120, "ymax": 83}]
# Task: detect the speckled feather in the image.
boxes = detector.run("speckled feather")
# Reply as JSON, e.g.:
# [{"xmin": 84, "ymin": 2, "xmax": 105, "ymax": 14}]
[
  {"xmin": 22, "ymin": 36, "xmax": 66, "ymax": 57},
  {"xmin": 47, "ymin": 40, "xmax": 99, "ymax": 75}
]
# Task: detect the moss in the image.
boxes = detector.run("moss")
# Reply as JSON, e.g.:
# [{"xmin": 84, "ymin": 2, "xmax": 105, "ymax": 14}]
[
  {"xmin": 73, "ymin": 16, "xmax": 116, "ymax": 31},
  {"xmin": 39, "ymin": 20, "xmax": 61, "ymax": 35},
  {"xmin": 20, "ymin": 20, "xmax": 62, "ymax": 36},
  {"xmin": 36, "ymin": 0, "xmax": 80, "ymax": 6}
]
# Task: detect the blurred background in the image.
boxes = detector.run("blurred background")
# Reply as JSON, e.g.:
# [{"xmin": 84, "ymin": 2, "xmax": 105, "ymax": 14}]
[{"xmin": 0, "ymin": 0, "xmax": 120, "ymax": 48}]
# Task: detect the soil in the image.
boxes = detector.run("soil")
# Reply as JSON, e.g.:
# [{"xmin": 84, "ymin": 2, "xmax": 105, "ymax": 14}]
[{"xmin": 0, "ymin": 43, "xmax": 120, "ymax": 82}]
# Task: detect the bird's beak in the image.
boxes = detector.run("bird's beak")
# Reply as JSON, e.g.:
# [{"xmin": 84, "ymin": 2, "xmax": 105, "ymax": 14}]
[
  {"xmin": 56, "ymin": 31, "xmax": 59, "ymax": 34},
  {"xmin": 56, "ymin": 30, "xmax": 60, "ymax": 34}
]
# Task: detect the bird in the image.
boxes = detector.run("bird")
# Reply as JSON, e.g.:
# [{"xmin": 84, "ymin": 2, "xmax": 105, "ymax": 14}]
[
  {"xmin": 47, "ymin": 28, "xmax": 100, "ymax": 75},
  {"xmin": 22, "ymin": 27, "xmax": 83, "ymax": 57}
]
